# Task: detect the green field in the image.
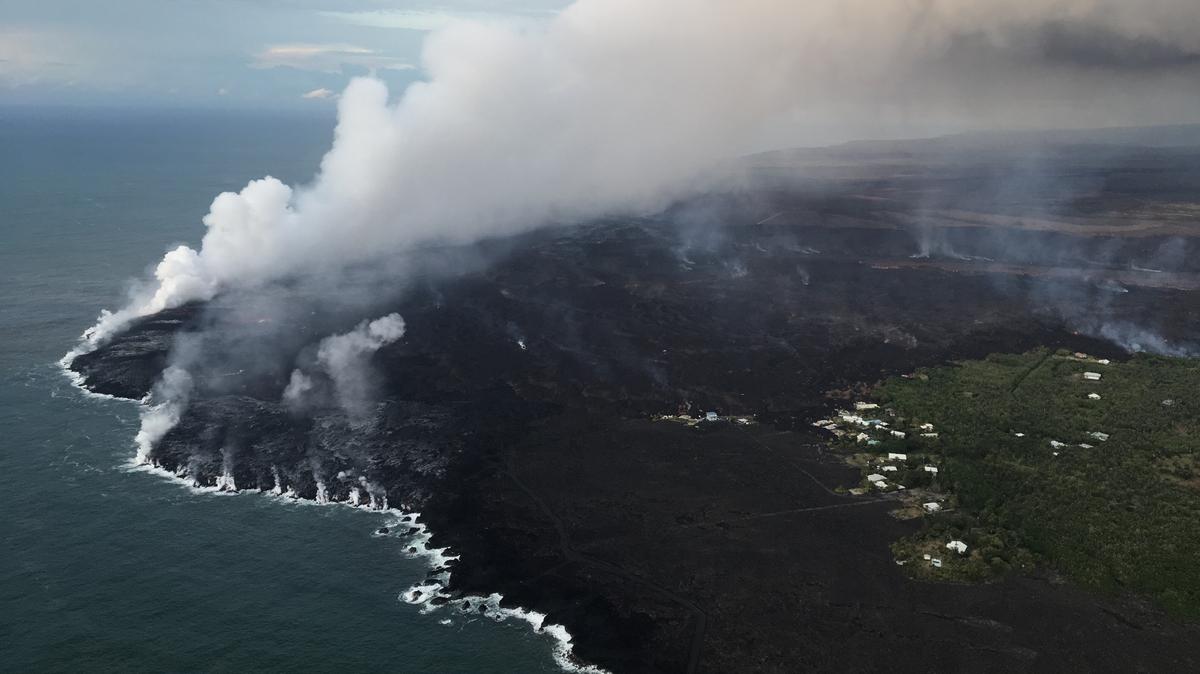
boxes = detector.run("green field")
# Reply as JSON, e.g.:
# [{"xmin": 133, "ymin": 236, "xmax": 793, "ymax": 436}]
[{"xmin": 872, "ymin": 349, "xmax": 1200, "ymax": 617}]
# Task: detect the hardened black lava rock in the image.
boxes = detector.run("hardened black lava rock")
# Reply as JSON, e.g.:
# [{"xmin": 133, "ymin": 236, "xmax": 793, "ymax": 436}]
[{"xmin": 71, "ymin": 141, "xmax": 1200, "ymax": 673}]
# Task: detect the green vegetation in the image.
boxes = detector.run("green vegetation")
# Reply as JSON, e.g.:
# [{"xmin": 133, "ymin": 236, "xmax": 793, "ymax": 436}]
[
  {"xmin": 874, "ymin": 349, "xmax": 1200, "ymax": 617},
  {"xmin": 891, "ymin": 522, "xmax": 1035, "ymax": 583}
]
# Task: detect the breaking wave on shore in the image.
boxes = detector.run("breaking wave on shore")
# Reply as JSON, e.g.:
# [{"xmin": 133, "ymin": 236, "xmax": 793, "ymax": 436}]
[{"xmin": 57, "ymin": 351, "xmax": 607, "ymax": 674}]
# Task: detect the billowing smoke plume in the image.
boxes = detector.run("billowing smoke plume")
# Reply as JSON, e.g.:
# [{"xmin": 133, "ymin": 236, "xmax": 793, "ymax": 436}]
[
  {"xmin": 80, "ymin": 0, "xmax": 1200, "ymax": 349},
  {"xmin": 285, "ymin": 313, "xmax": 407, "ymax": 417}
]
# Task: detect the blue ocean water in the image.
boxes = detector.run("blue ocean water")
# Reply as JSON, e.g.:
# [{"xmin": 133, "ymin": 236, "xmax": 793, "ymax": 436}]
[{"xmin": 0, "ymin": 109, "xmax": 563, "ymax": 672}]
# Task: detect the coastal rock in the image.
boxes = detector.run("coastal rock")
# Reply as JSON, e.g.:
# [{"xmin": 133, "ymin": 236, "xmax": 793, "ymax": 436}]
[{"xmin": 73, "ymin": 214, "xmax": 1199, "ymax": 673}]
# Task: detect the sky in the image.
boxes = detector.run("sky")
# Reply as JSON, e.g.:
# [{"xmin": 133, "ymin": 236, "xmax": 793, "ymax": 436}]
[
  {"xmin": 33, "ymin": 0, "xmax": 1200, "ymax": 366},
  {"xmin": 3, "ymin": 0, "xmax": 1199, "ymax": 131},
  {"xmin": 0, "ymin": 0, "xmax": 569, "ymax": 109}
]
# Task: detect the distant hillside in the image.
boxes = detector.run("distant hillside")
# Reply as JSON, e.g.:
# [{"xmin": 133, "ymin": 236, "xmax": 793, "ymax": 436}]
[{"xmin": 750, "ymin": 124, "xmax": 1200, "ymax": 168}]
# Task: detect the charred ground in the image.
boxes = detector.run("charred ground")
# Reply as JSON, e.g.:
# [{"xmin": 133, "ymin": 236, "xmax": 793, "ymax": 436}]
[{"xmin": 70, "ymin": 135, "xmax": 1200, "ymax": 673}]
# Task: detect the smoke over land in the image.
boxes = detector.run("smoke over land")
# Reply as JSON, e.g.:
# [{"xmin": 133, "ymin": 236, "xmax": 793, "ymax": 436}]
[
  {"xmin": 55, "ymin": 3, "xmax": 1200, "ymax": 671},
  {"xmin": 287, "ymin": 313, "xmax": 407, "ymax": 418},
  {"xmin": 80, "ymin": 0, "xmax": 1200, "ymax": 348}
]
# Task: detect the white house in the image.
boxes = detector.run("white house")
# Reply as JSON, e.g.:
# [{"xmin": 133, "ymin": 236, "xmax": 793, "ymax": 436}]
[
  {"xmin": 872, "ymin": 480, "xmax": 888, "ymax": 489},
  {"xmin": 919, "ymin": 423, "xmax": 935, "ymax": 431},
  {"xmin": 1088, "ymin": 393, "xmax": 1101, "ymax": 400},
  {"xmin": 1079, "ymin": 443, "xmax": 1094, "ymax": 449},
  {"xmin": 888, "ymin": 452, "xmax": 908, "ymax": 461},
  {"xmin": 855, "ymin": 402, "xmax": 880, "ymax": 411},
  {"xmin": 856, "ymin": 432, "xmax": 871, "ymax": 443},
  {"xmin": 1097, "ymin": 359, "xmax": 1111, "ymax": 365},
  {"xmin": 891, "ymin": 430, "xmax": 906, "ymax": 438},
  {"xmin": 922, "ymin": 502, "xmax": 942, "ymax": 513},
  {"xmin": 946, "ymin": 540, "xmax": 968, "ymax": 554},
  {"xmin": 921, "ymin": 432, "xmax": 939, "ymax": 439},
  {"xmin": 924, "ymin": 465, "xmax": 939, "ymax": 474},
  {"xmin": 705, "ymin": 411, "xmax": 720, "ymax": 422},
  {"xmin": 866, "ymin": 473, "xmax": 886, "ymax": 482},
  {"xmin": 1014, "ymin": 432, "xmax": 1026, "ymax": 438},
  {"xmin": 881, "ymin": 465, "xmax": 898, "ymax": 472},
  {"xmin": 1050, "ymin": 440, "xmax": 1066, "ymax": 449},
  {"xmin": 1083, "ymin": 372, "xmax": 1102, "ymax": 381},
  {"xmin": 931, "ymin": 558, "xmax": 943, "ymax": 568},
  {"xmin": 1090, "ymin": 431, "xmax": 1110, "ymax": 441}
]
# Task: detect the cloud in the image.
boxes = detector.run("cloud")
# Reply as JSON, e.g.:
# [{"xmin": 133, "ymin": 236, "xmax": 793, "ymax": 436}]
[
  {"xmin": 302, "ymin": 87, "xmax": 335, "ymax": 99},
  {"xmin": 253, "ymin": 43, "xmax": 414, "ymax": 73},
  {"xmin": 1018, "ymin": 20, "xmax": 1200, "ymax": 69},
  {"xmin": 0, "ymin": 29, "xmax": 88, "ymax": 87},
  {"xmin": 319, "ymin": 8, "xmax": 556, "ymax": 32}
]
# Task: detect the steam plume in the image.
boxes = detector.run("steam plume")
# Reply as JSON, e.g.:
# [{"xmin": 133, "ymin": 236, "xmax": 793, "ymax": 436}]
[
  {"xmin": 79, "ymin": 0, "xmax": 1200, "ymax": 348},
  {"xmin": 134, "ymin": 365, "xmax": 194, "ymax": 463},
  {"xmin": 286, "ymin": 313, "xmax": 407, "ymax": 417}
]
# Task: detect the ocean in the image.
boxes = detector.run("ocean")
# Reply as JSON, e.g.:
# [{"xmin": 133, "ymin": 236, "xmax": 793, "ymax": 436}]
[{"xmin": 0, "ymin": 108, "xmax": 565, "ymax": 672}]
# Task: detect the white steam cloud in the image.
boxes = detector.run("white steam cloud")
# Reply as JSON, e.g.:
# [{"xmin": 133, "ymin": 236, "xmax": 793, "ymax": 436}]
[
  {"xmin": 286, "ymin": 313, "xmax": 407, "ymax": 416},
  {"xmin": 134, "ymin": 365, "xmax": 194, "ymax": 463},
  {"xmin": 282, "ymin": 370, "xmax": 315, "ymax": 408},
  {"xmin": 80, "ymin": 0, "xmax": 1200, "ymax": 348}
]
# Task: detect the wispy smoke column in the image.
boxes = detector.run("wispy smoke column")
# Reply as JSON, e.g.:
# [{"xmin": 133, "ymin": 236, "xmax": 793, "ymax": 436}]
[
  {"xmin": 281, "ymin": 370, "xmax": 315, "ymax": 409},
  {"xmin": 1094, "ymin": 321, "xmax": 1198, "ymax": 357},
  {"xmin": 133, "ymin": 365, "xmax": 193, "ymax": 464},
  {"xmin": 286, "ymin": 313, "xmax": 407, "ymax": 418}
]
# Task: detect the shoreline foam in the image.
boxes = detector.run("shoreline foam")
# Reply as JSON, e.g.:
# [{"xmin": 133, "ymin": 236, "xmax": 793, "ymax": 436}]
[
  {"xmin": 59, "ymin": 347, "xmax": 606, "ymax": 674},
  {"xmin": 57, "ymin": 350, "xmax": 150, "ymax": 405}
]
